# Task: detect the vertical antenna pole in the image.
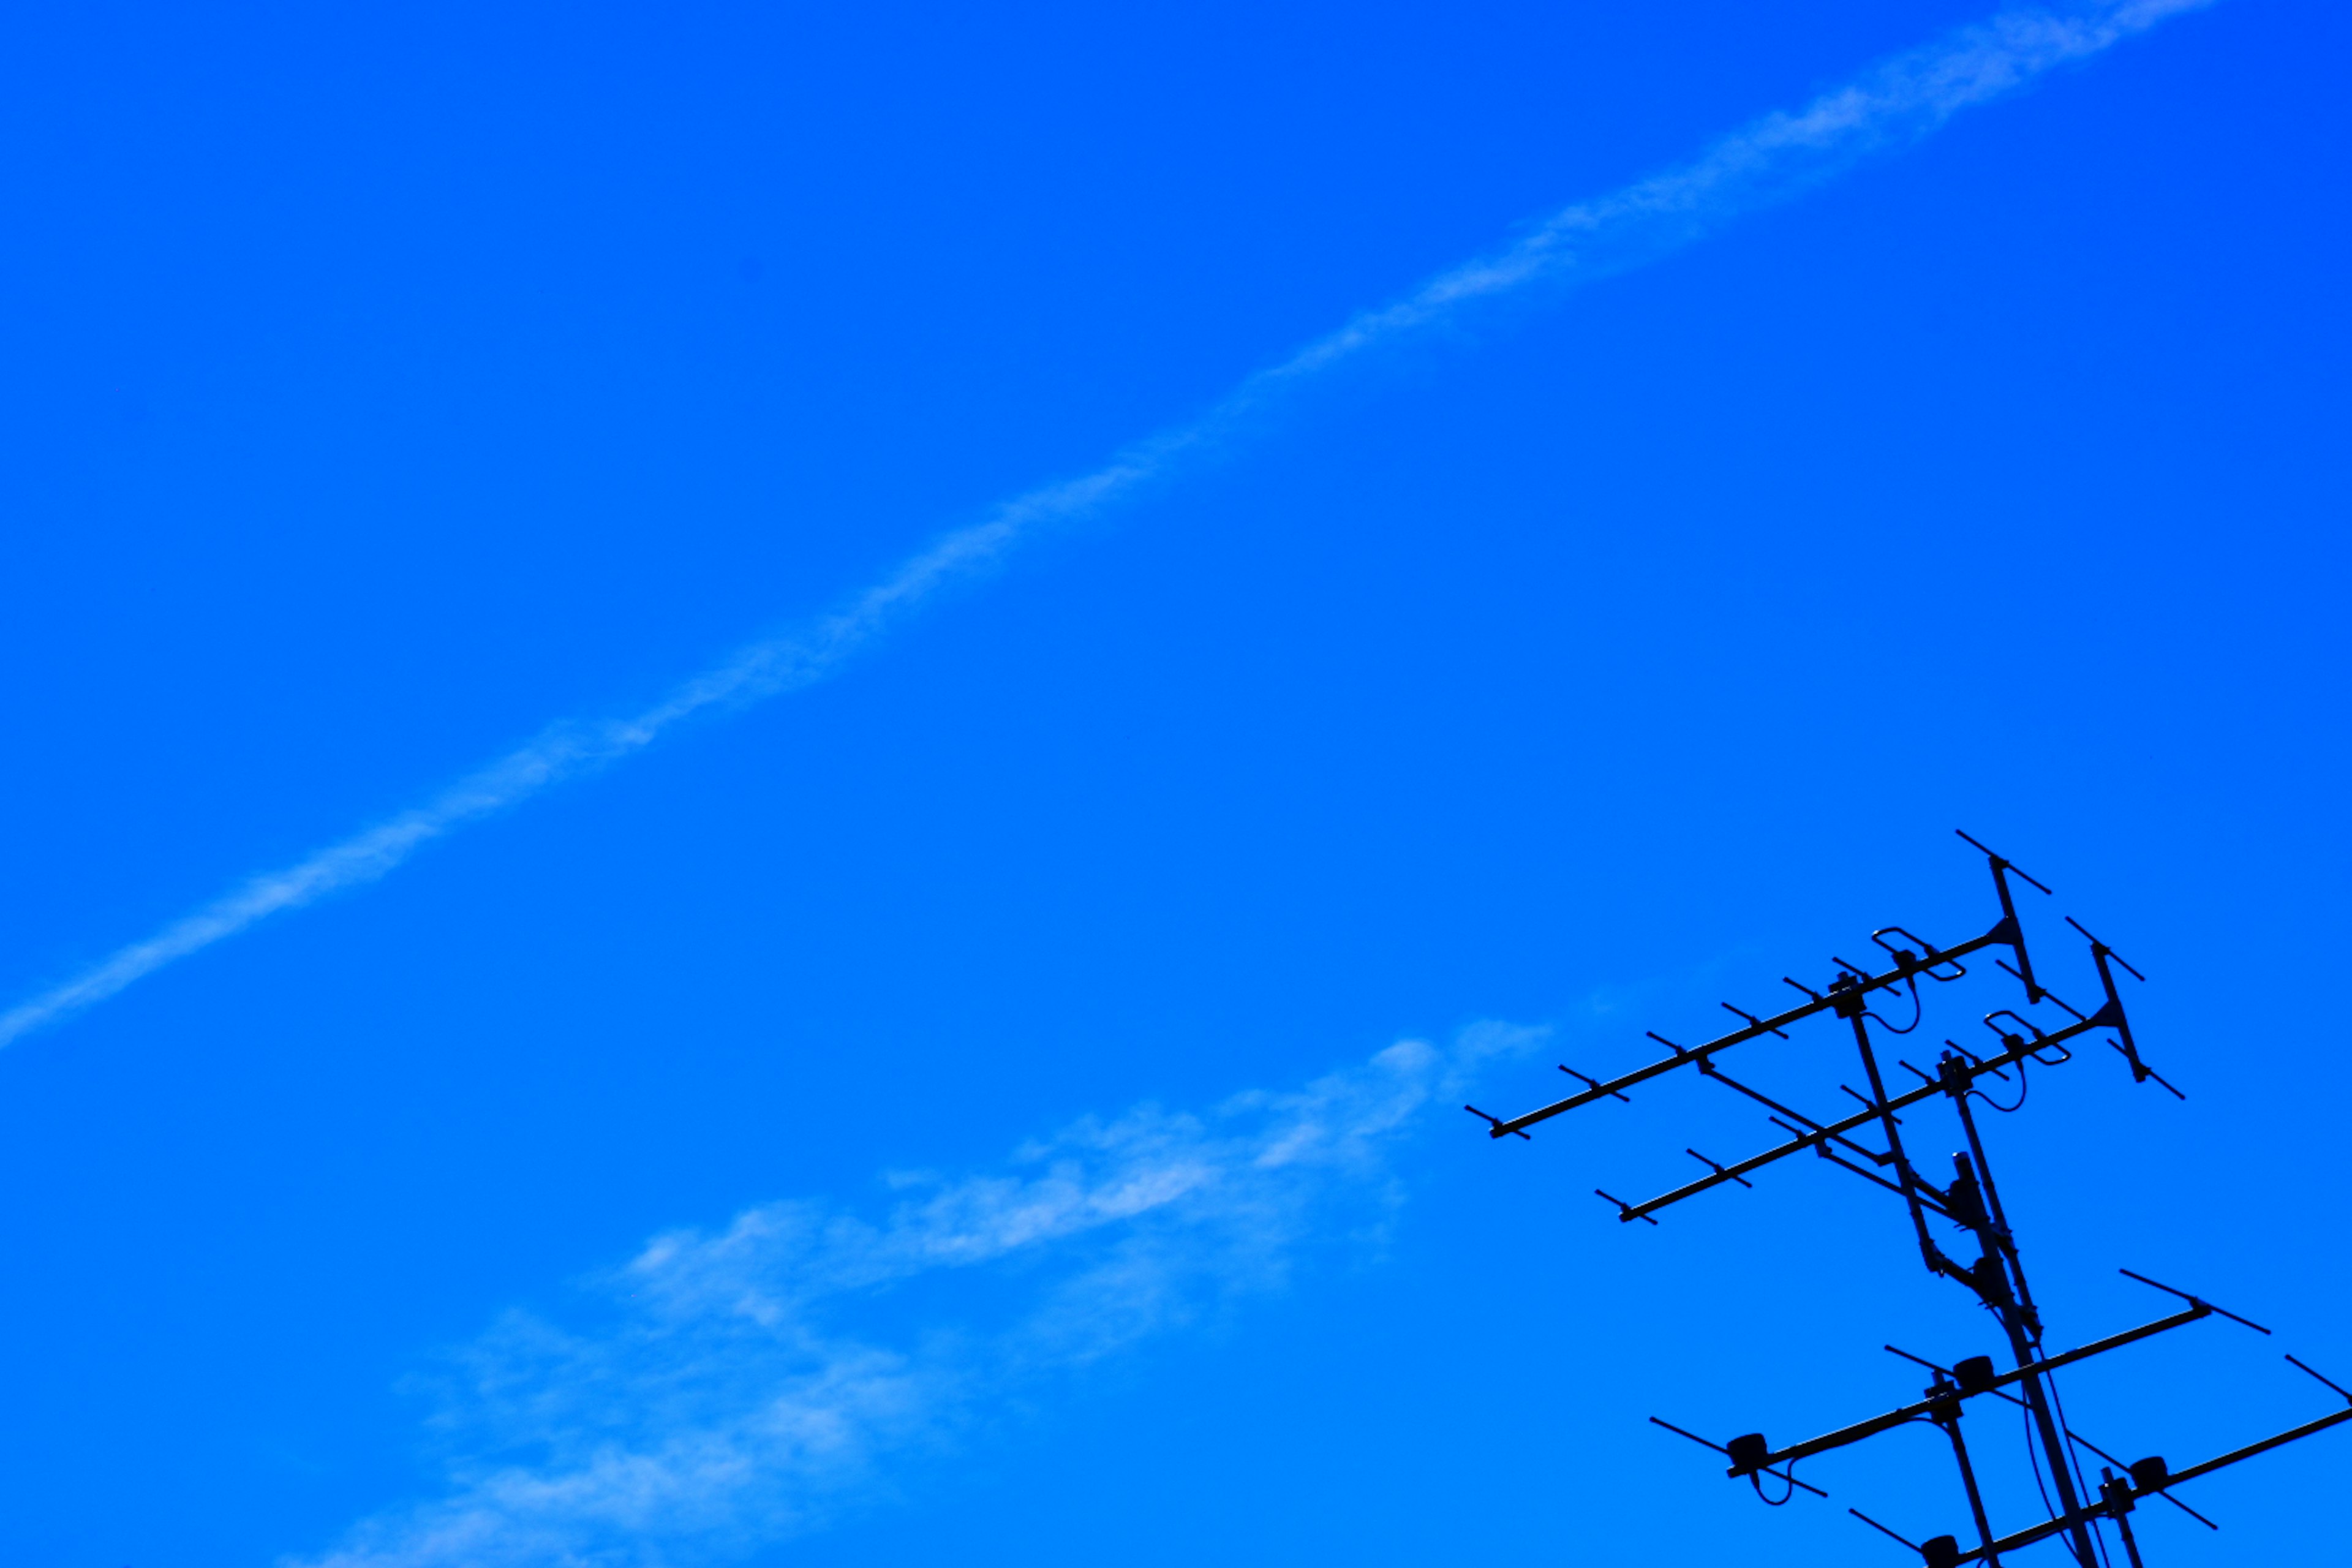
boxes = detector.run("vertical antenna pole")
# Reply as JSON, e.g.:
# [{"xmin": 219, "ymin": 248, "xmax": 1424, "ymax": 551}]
[
  {"xmin": 1944, "ymin": 1064, "xmax": 2101, "ymax": 1567},
  {"xmin": 1929, "ymin": 1374, "xmax": 2004, "ymax": 1565},
  {"xmin": 1946, "ymin": 1052, "xmax": 2046, "ymax": 1342},
  {"xmin": 2101, "ymin": 1469, "xmax": 2149, "ymax": 1568}
]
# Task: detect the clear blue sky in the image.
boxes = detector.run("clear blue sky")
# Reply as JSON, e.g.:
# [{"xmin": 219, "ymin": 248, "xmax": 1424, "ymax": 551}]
[{"xmin": 1, "ymin": 1, "xmax": 2345, "ymax": 1564}]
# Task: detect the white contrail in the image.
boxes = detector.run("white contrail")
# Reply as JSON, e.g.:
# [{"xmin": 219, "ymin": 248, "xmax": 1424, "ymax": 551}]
[
  {"xmin": 0, "ymin": 0, "xmax": 2211, "ymax": 1048},
  {"xmin": 283, "ymin": 1025, "xmax": 1540, "ymax": 1568}
]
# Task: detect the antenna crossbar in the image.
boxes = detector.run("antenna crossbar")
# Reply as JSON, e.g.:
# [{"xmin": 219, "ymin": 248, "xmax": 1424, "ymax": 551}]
[
  {"xmin": 1612, "ymin": 1020, "xmax": 2091, "ymax": 1223},
  {"xmin": 1731, "ymin": 1306, "xmax": 2209, "ymax": 1476},
  {"xmin": 1946, "ymin": 1404, "xmax": 2352, "ymax": 1565},
  {"xmin": 1473, "ymin": 920, "xmax": 2022, "ymax": 1139}
]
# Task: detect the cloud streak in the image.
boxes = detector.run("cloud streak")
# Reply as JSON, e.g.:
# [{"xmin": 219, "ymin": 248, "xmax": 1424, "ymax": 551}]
[
  {"xmin": 0, "ymin": 0, "xmax": 2212, "ymax": 1048},
  {"xmin": 285, "ymin": 1027, "xmax": 1538, "ymax": 1567}
]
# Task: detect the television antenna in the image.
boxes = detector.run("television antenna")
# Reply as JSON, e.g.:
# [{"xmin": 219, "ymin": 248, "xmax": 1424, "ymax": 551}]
[{"xmin": 1467, "ymin": 833, "xmax": 2347, "ymax": 1565}]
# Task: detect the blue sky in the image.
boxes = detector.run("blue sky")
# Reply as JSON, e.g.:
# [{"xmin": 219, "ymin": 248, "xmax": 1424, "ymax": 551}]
[{"xmin": 1, "ymin": 0, "xmax": 2345, "ymax": 1562}]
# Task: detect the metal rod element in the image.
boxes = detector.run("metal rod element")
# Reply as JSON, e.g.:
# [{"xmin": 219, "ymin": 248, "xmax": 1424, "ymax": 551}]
[
  {"xmin": 1685, "ymin": 1148, "xmax": 1754, "ymax": 1188},
  {"xmin": 1956, "ymin": 829, "xmax": 2052, "ymax": 894},
  {"xmin": 1596, "ymin": 1189, "xmax": 1658, "ymax": 1227},
  {"xmin": 2106, "ymin": 1039, "xmax": 2185, "ymax": 1099},
  {"xmin": 2286, "ymin": 1353, "xmax": 2352, "ymax": 1405},
  {"xmin": 1557, "ymin": 1063, "xmax": 1630, "ymax": 1103},
  {"xmin": 1648, "ymin": 1415, "xmax": 1720, "ymax": 1452},
  {"xmin": 1841, "ymin": 1082, "xmax": 1890, "ymax": 1116},
  {"xmin": 2064, "ymin": 915, "xmax": 2146, "ymax": 980},
  {"xmin": 2003, "ymin": 958, "xmax": 2071, "ymax": 1014},
  {"xmin": 1461, "ymin": 1104, "xmax": 1529, "ymax": 1140},
  {"xmin": 1733, "ymin": 1306, "xmax": 2209, "ymax": 1474},
  {"xmin": 1848, "ymin": 1507, "xmax": 1923, "ymax": 1551},
  {"xmin": 1722, "ymin": 1001, "xmax": 1789, "ymax": 1037},
  {"xmin": 2118, "ymin": 1268, "xmax": 2271, "ymax": 1334}
]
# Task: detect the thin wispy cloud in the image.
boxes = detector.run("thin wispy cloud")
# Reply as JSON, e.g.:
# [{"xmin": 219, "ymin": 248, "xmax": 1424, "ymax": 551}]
[
  {"xmin": 0, "ymin": 0, "xmax": 2212, "ymax": 1049},
  {"xmin": 286, "ymin": 1027, "xmax": 1538, "ymax": 1568}
]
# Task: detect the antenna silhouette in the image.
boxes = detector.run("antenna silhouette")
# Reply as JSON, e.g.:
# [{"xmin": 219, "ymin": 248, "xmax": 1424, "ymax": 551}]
[{"xmin": 1469, "ymin": 834, "xmax": 2348, "ymax": 1565}]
